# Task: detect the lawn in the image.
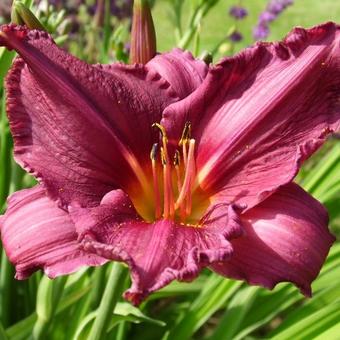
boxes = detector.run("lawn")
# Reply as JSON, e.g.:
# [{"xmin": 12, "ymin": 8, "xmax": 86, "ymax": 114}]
[{"xmin": 154, "ymin": 0, "xmax": 340, "ymax": 57}]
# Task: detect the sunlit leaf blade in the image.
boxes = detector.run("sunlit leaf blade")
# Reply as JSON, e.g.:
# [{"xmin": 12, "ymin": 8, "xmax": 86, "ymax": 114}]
[
  {"xmin": 269, "ymin": 301, "xmax": 340, "ymax": 339},
  {"xmin": 209, "ymin": 286, "xmax": 259, "ymax": 340},
  {"xmin": 0, "ymin": 48, "xmax": 15, "ymax": 90},
  {"xmin": 168, "ymin": 276, "xmax": 241, "ymax": 339},
  {"xmin": 74, "ymin": 302, "xmax": 165, "ymax": 340}
]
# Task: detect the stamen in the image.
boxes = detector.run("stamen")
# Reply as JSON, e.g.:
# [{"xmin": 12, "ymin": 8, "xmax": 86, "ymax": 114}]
[
  {"xmin": 185, "ymin": 178, "xmax": 193, "ymax": 216},
  {"xmin": 160, "ymin": 147, "xmax": 175, "ymax": 219},
  {"xmin": 152, "ymin": 122, "xmax": 169, "ymax": 158},
  {"xmin": 173, "ymin": 150, "xmax": 180, "ymax": 167},
  {"xmin": 160, "ymin": 147, "xmax": 169, "ymax": 219},
  {"xmin": 175, "ymin": 139, "xmax": 196, "ymax": 210},
  {"xmin": 174, "ymin": 150, "xmax": 186, "ymax": 222},
  {"xmin": 179, "ymin": 121, "xmax": 191, "ymax": 146},
  {"xmin": 160, "ymin": 146, "xmax": 167, "ymax": 165},
  {"xmin": 152, "ymin": 123, "xmax": 168, "ymax": 141},
  {"xmin": 182, "ymin": 141, "xmax": 188, "ymax": 167},
  {"xmin": 154, "ymin": 123, "xmax": 175, "ymax": 219},
  {"xmin": 179, "ymin": 122, "xmax": 191, "ymax": 167},
  {"xmin": 150, "ymin": 143, "xmax": 161, "ymax": 219},
  {"xmin": 150, "ymin": 142, "xmax": 158, "ymax": 161},
  {"xmin": 173, "ymin": 150, "xmax": 182, "ymax": 192}
]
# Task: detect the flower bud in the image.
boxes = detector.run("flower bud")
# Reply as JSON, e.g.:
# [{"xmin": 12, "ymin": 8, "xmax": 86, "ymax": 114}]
[
  {"xmin": 12, "ymin": 1, "xmax": 46, "ymax": 31},
  {"xmin": 129, "ymin": 0, "xmax": 156, "ymax": 64}
]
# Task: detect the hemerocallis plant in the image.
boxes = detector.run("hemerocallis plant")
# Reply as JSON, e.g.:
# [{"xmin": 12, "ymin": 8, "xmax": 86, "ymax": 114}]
[{"xmin": 0, "ymin": 0, "xmax": 339, "ymax": 306}]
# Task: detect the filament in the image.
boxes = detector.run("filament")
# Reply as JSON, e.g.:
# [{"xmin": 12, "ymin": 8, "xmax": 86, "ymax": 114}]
[
  {"xmin": 175, "ymin": 139, "xmax": 196, "ymax": 210},
  {"xmin": 150, "ymin": 143, "xmax": 161, "ymax": 219}
]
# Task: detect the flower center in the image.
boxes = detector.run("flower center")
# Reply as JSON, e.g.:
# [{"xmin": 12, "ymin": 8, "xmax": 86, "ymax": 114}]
[{"xmin": 129, "ymin": 122, "xmax": 210, "ymax": 225}]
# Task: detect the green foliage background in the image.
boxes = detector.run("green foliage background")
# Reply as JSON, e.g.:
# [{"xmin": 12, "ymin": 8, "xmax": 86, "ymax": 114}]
[{"xmin": 0, "ymin": 0, "xmax": 339, "ymax": 339}]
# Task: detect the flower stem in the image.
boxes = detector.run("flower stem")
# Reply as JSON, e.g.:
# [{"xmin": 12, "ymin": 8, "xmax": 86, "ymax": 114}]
[
  {"xmin": 88, "ymin": 263, "xmax": 126, "ymax": 340},
  {"xmin": 0, "ymin": 250, "xmax": 14, "ymax": 327},
  {"xmin": 33, "ymin": 276, "xmax": 67, "ymax": 340},
  {"xmin": 90, "ymin": 266, "xmax": 108, "ymax": 309},
  {"xmin": 0, "ymin": 97, "xmax": 12, "ymax": 212}
]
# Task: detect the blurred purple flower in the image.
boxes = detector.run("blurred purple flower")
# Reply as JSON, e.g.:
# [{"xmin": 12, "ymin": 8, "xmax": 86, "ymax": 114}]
[
  {"xmin": 253, "ymin": 0, "xmax": 294, "ymax": 40},
  {"xmin": 259, "ymin": 11, "xmax": 276, "ymax": 22},
  {"xmin": 229, "ymin": 5, "xmax": 248, "ymax": 20},
  {"xmin": 253, "ymin": 23, "xmax": 270, "ymax": 40},
  {"xmin": 267, "ymin": 0, "xmax": 293, "ymax": 14},
  {"xmin": 229, "ymin": 30, "xmax": 243, "ymax": 42}
]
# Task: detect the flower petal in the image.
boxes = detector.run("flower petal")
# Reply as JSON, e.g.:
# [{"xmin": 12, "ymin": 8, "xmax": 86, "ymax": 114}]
[
  {"xmin": 147, "ymin": 48, "xmax": 208, "ymax": 99},
  {"xmin": 0, "ymin": 24, "xmax": 179, "ymax": 207},
  {"xmin": 162, "ymin": 22, "xmax": 340, "ymax": 209},
  {"xmin": 211, "ymin": 183, "xmax": 335, "ymax": 296},
  {"xmin": 0, "ymin": 186, "xmax": 107, "ymax": 279},
  {"xmin": 71, "ymin": 190, "xmax": 243, "ymax": 305}
]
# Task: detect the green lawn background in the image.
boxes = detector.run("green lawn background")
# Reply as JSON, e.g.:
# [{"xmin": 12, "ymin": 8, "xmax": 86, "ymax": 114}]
[{"xmin": 153, "ymin": 0, "xmax": 340, "ymax": 57}]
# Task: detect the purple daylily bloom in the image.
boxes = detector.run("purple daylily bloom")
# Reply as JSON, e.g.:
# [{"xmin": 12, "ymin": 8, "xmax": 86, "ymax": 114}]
[{"xmin": 0, "ymin": 23, "xmax": 339, "ymax": 305}]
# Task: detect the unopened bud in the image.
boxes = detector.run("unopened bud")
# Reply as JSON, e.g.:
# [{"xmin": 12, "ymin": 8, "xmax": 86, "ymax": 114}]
[
  {"xmin": 129, "ymin": 0, "xmax": 156, "ymax": 64},
  {"xmin": 11, "ymin": 4, "xmax": 24, "ymax": 25},
  {"xmin": 12, "ymin": 1, "xmax": 46, "ymax": 31},
  {"xmin": 200, "ymin": 51, "xmax": 213, "ymax": 65}
]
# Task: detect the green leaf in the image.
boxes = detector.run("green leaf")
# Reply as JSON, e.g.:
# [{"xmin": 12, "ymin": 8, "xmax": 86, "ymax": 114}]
[
  {"xmin": 6, "ymin": 314, "xmax": 36, "ymax": 340},
  {"xmin": 6, "ymin": 279, "xmax": 92, "ymax": 339},
  {"xmin": 270, "ymin": 301, "xmax": 340, "ymax": 340},
  {"xmin": 168, "ymin": 276, "xmax": 241, "ymax": 339},
  {"xmin": 33, "ymin": 276, "xmax": 67, "ymax": 339},
  {"xmin": 0, "ymin": 48, "xmax": 15, "ymax": 89},
  {"xmin": 0, "ymin": 321, "xmax": 9, "ymax": 340},
  {"xmin": 301, "ymin": 142, "xmax": 340, "ymax": 207},
  {"xmin": 35, "ymin": 276, "xmax": 54, "ymax": 322},
  {"xmin": 150, "ymin": 276, "xmax": 206, "ymax": 299},
  {"xmin": 209, "ymin": 286, "xmax": 259, "ymax": 340},
  {"xmin": 74, "ymin": 302, "xmax": 165, "ymax": 340}
]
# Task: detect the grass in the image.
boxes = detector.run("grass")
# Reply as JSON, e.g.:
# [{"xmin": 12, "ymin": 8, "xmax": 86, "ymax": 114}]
[{"xmin": 153, "ymin": 0, "xmax": 340, "ymax": 59}]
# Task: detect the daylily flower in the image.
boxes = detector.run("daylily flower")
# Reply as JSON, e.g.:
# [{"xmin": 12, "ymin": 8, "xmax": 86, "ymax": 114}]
[{"xmin": 0, "ymin": 21, "xmax": 339, "ymax": 305}]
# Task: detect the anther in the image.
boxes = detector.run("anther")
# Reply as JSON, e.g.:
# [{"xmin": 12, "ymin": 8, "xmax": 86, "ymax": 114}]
[
  {"xmin": 152, "ymin": 123, "xmax": 168, "ymax": 143},
  {"xmin": 150, "ymin": 143, "xmax": 158, "ymax": 161},
  {"xmin": 153, "ymin": 123, "xmax": 170, "ymax": 162},
  {"xmin": 173, "ymin": 150, "xmax": 180, "ymax": 166},
  {"xmin": 179, "ymin": 121, "xmax": 191, "ymax": 146},
  {"xmin": 174, "ymin": 149, "xmax": 183, "ymax": 192},
  {"xmin": 160, "ymin": 147, "xmax": 167, "ymax": 165}
]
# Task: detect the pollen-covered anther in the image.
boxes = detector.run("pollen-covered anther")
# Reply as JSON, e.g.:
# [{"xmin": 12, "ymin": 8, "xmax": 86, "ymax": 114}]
[
  {"xmin": 179, "ymin": 121, "xmax": 191, "ymax": 146},
  {"xmin": 179, "ymin": 121, "xmax": 191, "ymax": 167}
]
